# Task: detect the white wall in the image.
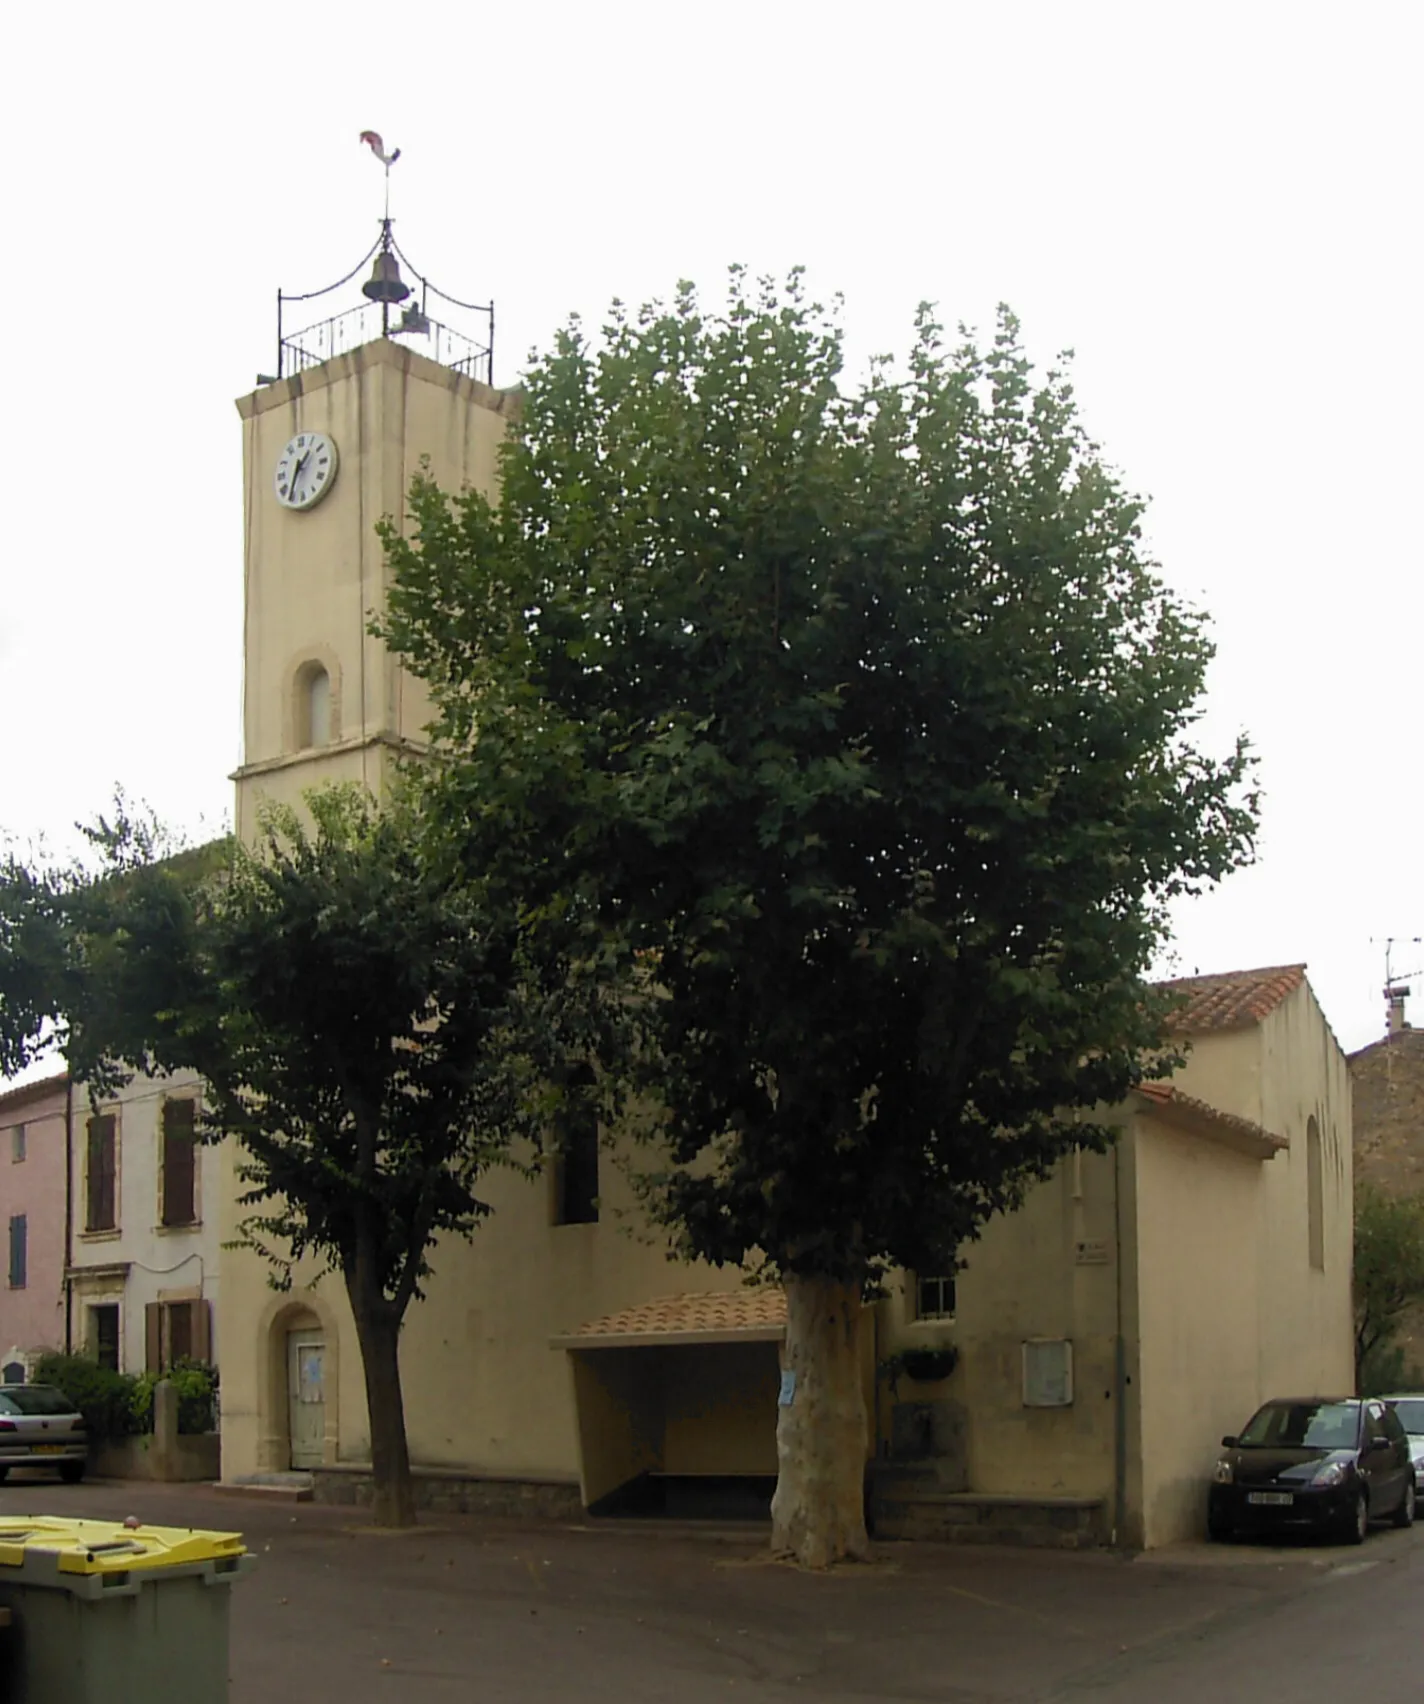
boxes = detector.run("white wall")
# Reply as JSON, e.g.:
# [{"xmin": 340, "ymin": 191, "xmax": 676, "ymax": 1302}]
[{"xmin": 68, "ymin": 1069, "xmax": 222, "ymax": 1374}]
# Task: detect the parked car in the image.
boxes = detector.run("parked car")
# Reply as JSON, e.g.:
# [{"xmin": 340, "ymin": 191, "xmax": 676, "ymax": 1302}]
[
  {"xmin": 0, "ymin": 1384, "xmax": 88, "ymax": 1483},
  {"xmin": 1208, "ymin": 1397, "xmax": 1414, "ymax": 1544},
  {"xmin": 1383, "ymin": 1394, "xmax": 1424, "ymax": 1492}
]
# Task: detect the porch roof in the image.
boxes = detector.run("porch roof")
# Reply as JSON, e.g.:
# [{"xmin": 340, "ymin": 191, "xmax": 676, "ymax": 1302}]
[
  {"xmin": 1133, "ymin": 1081, "xmax": 1288, "ymax": 1160},
  {"xmin": 552, "ymin": 1289, "xmax": 787, "ymax": 1350}
]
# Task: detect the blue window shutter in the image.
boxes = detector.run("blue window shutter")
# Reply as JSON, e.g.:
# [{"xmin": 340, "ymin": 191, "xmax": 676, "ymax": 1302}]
[{"xmin": 7, "ymin": 1215, "xmax": 26, "ymax": 1289}]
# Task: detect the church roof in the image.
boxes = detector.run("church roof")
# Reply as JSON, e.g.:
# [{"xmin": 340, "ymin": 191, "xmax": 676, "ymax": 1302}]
[{"xmin": 1157, "ymin": 964, "xmax": 1307, "ymax": 1033}]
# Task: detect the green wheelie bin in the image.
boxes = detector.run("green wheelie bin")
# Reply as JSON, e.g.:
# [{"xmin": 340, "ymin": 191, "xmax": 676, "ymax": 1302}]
[{"xmin": 0, "ymin": 1515, "xmax": 254, "ymax": 1703}]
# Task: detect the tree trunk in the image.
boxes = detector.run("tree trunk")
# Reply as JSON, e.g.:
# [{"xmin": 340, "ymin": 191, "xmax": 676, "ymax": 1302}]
[
  {"xmin": 349, "ymin": 1295, "xmax": 416, "ymax": 1528},
  {"xmin": 770, "ymin": 1272, "xmax": 870, "ymax": 1568}
]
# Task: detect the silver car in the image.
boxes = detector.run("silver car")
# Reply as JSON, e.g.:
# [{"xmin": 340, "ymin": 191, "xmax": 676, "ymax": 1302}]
[
  {"xmin": 0, "ymin": 1384, "xmax": 88, "ymax": 1483},
  {"xmin": 1383, "ymin": 1394, "xmax": 1424, "ymax": 1492}
]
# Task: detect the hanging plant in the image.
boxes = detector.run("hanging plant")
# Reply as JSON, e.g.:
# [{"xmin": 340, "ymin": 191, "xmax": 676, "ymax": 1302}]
[{"xmin": 879, "ymin": 1346, "xmax": 959, "ymax": 1393}]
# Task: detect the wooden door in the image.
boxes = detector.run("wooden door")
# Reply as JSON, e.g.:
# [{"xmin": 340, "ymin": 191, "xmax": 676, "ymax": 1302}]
[{"xmin": 287, "ymin": 1329, "xmax": 326, "ymax": 1469}]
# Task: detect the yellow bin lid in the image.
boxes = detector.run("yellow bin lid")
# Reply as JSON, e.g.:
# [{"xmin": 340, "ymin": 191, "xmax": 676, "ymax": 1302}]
[{"xmin": 0, "ymin": 1517, "xmax": 246, "ymax": 1576}]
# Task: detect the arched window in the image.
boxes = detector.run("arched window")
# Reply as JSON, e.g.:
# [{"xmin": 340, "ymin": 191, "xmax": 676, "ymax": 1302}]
[
  {"xmin": 295, "ymin": 662, "xmax": 332, "ymax": 749},
  {"xmin": 1306, "ymin": 1115, "xmax": 1325, "ymax": 1271}
]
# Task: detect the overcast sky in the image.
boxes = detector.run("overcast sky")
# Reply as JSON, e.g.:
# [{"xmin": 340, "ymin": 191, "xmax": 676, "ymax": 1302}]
[{"xmin": 1, "ymin": 1, "xmax": 1418, "ymax": 1055}]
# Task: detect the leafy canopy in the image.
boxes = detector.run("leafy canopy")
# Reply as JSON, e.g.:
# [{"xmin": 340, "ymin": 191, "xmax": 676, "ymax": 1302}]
[
  {"xmin": 3, "ymin": 787, "xmax": 537, "ymax": 1316},
  {"xmin": 1354, "ymin": 1183, "xmax": 1424, "ymax": 1383},
  {"xmin": 382, "ymin": 269, "xmax": 1257, "ymax": 1282}
]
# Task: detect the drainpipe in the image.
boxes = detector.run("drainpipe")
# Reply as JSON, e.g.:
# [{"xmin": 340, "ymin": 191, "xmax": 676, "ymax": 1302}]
[
  {"xmin": 63, "ymin": 1075, "xmax": 74, "ymax": 1354},
  {"xmin": 1112, "ymin": 1135, "xmax": 1127, "ymax": 1547}
]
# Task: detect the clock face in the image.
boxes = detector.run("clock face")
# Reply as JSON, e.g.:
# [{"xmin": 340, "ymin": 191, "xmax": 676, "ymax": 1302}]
[{"xmin": 274, "ymin": 432, "xmax": 339, "ymax": 510}]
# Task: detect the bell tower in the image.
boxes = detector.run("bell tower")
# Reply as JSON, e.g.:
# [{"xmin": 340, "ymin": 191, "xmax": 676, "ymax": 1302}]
[{"xmin": 231, "ymin": 138, "xmax": 513, "ymax": 841}]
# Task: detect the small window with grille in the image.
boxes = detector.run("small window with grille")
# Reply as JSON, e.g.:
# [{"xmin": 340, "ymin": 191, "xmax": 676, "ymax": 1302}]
[{"xmin": 916, "ymin": 1274, "xmax": 956, "ymax": 1321}]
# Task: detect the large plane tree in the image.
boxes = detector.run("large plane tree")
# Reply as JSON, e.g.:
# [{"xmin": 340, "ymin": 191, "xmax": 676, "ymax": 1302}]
[{"xmin": 379, "ymin": 272, "xmax": 1258, "ymax": 1565}]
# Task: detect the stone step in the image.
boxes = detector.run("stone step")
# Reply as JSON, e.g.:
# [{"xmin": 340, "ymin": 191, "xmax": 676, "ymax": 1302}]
[
  {"xmin": 872, "ymin": 1490, "xmax": 1107, "ymax": 1550},
  {"xmin": 214, "ymin": 1472, "xmax": 314, "ymax": 1503}
]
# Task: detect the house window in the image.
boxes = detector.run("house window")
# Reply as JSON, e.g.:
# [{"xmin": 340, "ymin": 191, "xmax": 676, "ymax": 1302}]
[
  {"xmin": 90, "ymin": 1303, "xmax": 120, "ymax": 1372},
  {"xmin": 916, "ymin": 1274, "xmax": 956, "ymax": 1321},
  {"xmin": 1307, "ymin": 1114, "xmax": 1325, "ymax": 1271},
  {"xmin": 7, "ymin": 1215, "xmax": 26, "ymax": 1289},
  {"xmin": 10, "ymin": 1123, "xmax": 25, "ymax": 1163},
  {"xmin": 161, "ymin": 1099, "xmax": 198, "ymax": 1227},
  {"xmin": 145, "ymin": 1299, "xmax": 211, "ymax": 1372},
  {"xmin": 553, "ymin": 1068, "xmax": 599, "ymax": 1226},
  {"xmin": 297, "ymin": 662, "xmax": 332, "ymax": 748},
  {"xmin": 85, "ymin": 1114, "xmax": 117, "ymax": 1232}
]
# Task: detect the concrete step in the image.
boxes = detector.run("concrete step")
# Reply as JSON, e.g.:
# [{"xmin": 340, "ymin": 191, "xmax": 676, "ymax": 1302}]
[
  {"xmin": 872, "ymin": 1490, "xmax": 1107, "ymax": 1549},
  {"xmin": 214, "ymin": 1472, "xmax": 314, "ymax": 1503}
]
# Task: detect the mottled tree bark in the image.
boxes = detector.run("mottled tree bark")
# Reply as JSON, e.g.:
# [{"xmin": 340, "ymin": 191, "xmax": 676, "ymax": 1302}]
[
  {"xmin": 350, "ymin": 1297, "xmax": 415, "ymax": 1528},
  {"xmin": 770, "ymin": 1273, "xmax": 870, "ymax": 1567}
]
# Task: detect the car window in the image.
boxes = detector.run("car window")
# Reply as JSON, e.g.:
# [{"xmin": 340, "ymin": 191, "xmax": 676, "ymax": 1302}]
[
  {"xmin": 1383, "ymin": 1407, "xmax": 1408, "ymax": 1444},
  {"xmin": 1237, "ymin": 1401, "xmax": 1360, "ymax": 1449},
  {"xmin": 1389, "ymin": 1398, "xmax": 1424, "ymax": 1435},
  {"xmin": 0, "ymin": 1385, "xmax": 76, "ymax": 1417}
]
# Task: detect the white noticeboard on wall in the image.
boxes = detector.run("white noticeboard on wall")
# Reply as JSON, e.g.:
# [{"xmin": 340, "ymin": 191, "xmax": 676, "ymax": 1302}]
[{"xmin": 1022, "ymin": 1338, "xmax": 1074, "ymax": 1407}]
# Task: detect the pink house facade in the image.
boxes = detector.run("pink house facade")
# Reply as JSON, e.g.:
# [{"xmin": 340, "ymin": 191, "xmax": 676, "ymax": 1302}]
[{"xmin": 0, "ymin": 1073, "xmax": 69, "ymax": 1379}]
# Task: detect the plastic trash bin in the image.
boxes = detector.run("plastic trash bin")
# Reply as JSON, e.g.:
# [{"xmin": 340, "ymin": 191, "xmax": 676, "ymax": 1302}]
[{"xmin": 0, "ymin": 1515, "xmax": 254, "ymax": 1704}]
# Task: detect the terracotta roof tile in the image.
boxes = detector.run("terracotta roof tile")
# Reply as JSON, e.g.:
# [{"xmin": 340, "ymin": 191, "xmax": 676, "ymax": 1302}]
[
  {"xmin": 1133, "ymin": 1081, "xmax": 1288, "ymax": 1157},
  {"xmin": 1155, "ymin": 964, "xmax": 1306, "ymax": 1033},
  {"xmin": 568, "ymin": 1290, "xmax": 787, "ymax": 1342}
]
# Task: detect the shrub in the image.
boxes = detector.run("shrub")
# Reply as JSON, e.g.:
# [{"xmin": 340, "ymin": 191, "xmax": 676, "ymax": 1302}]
[
  {"xmin": 131, "ymin": 1360, "xmax": 219, "ymax": 1435},
  {"xmin": 31, "ymin": 1352, "xmax": 140, "ymax": 1443}
]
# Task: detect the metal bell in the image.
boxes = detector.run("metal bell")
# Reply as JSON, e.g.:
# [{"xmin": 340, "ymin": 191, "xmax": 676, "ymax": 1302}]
[
  {"xmin": 397, "ymin": 304, "xmax": 431, "ymax": 337},
  {"xmin": 362, "ymin": 250, "xmax": 411, "ymax": 305}
]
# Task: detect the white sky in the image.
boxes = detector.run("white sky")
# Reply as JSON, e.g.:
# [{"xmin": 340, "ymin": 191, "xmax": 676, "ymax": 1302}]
[{"xmin": 1, "ymin": 1, "xmax": 1418, "ymax": 1054}]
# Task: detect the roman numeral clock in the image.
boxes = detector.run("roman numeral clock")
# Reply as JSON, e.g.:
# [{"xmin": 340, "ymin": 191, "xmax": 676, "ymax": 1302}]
[{"xmin": 274, "ymin": 432, "xmax": 339, "ymax": 510}]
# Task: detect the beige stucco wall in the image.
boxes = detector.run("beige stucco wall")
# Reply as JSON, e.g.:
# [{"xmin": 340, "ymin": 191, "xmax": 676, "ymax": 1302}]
[
  {"xmin": 1132, "ymin": 982, "xmax": 1353, "ymax": 1547},
  {"xmin": 876, "ymin": 1137, "xmax": 1139, "ymax": 1537},
  {"xmin": 217, "ymin": 1126, "xmax": 767, "ymax": 1483},
  {"xmin": 231, "ymin": 337, "xmax": 515, "ymax": 839}
]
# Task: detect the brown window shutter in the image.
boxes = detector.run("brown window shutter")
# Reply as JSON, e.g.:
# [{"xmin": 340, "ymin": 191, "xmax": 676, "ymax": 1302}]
[
  {"xmin": 168, "ymin": 1300, "xmax": 194, "ymax": 1365},
  {"xmin": 161, "ymin": 1100, "xmax": 197, "ymax": 1227},
  {"xmin": 192, "ymin": 1299, "xmax": 212, "ymax": 1365},
  {"xmin": 145, "ymin": 1301, "xmax": 162, "ymax": 1373},
  {"xmin": 86, "ymin": 1115, "xmax": 116, "ymax": 1232}
]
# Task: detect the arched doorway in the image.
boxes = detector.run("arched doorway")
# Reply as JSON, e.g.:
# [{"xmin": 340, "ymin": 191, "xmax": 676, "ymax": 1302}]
[{"xmin": 260, "ymin": 1299, "xmax": 336, "ymax": 1472}]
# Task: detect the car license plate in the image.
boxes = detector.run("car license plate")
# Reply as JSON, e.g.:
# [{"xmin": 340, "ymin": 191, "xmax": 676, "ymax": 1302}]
[
  {"xmin": 31, "ymin": 1444, "xmax": 67, "ymax": 1456},
  {"xmin": 1247, "ymin": 1492, "xmax": 1293, "ymax": 1506}
]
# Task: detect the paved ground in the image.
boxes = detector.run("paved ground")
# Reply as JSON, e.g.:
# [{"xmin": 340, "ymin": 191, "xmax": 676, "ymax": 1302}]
[{"xmin": 2, "ymin": 1473, "xmax": 1421, "ymax": 1701}]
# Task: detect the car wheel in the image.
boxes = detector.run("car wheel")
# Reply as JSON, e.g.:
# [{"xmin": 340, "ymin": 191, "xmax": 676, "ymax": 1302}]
[
  {"xmin": 1393, "ymin": 1479, "xmax": 1416, "ymax": 1529},
  {"xmin": 1344, "ymin": 1491, "xmax": 1369, "ymax": 1545},
  {"xmin": 1207, "ymin": 1510, "xmax": 1233, "ymax": 1543},
  {"xmin": 57, "ymin": 1463, "xmax": 85, "ymax": 1485}
]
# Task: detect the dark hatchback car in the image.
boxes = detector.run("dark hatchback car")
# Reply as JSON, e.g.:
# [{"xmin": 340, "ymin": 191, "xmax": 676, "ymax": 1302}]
[{"xmin": 1209, "ymin": 1397, "xmax": 1415, "ymax": 1544}]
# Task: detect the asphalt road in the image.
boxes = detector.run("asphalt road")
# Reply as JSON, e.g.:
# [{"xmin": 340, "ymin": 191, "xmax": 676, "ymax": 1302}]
[{"xmin": 1, "ymin": 1475, "xmax": 1420, "ymax": 1701}]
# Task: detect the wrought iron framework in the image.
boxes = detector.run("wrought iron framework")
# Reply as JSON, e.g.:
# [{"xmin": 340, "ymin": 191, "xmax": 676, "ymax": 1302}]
[{"xmin": 276, "ymin": 221, "xmax": 494, "ymax": 385}]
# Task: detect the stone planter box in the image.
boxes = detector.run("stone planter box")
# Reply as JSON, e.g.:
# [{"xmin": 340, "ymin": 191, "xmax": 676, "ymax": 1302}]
[{"xmin": 91, "ymin": 1431, "xmax": 221, "ymax": 1483}]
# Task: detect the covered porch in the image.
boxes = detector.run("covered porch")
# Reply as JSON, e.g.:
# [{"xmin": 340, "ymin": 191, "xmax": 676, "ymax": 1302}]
[{"xmin": 554, "ymin": 1291, "xmax": 786, "ymax": 1519}]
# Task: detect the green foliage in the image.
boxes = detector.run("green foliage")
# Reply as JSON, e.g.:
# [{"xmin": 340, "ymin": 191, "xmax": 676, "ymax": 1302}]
[
  {"xmin": 380, "ymin": 270, "xmax": 1257, "ymax": 1290},
  {"xmin": 1354, "ymin": 1184, "xmax": 1424, "ymax": 1387},
  {"xmin": 131, "ymin": 1360, "xmax": 219, "ymax": 1435},
  {"xmin": 32, "ymin": 1352, "xmax": 139, "ymax": 1444}
]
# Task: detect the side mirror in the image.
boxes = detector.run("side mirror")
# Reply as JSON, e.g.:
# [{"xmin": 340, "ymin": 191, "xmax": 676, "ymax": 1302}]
[{"xmin": 1221, "ymin": 1436, "xmax": 1238, "ymax": 1449}]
